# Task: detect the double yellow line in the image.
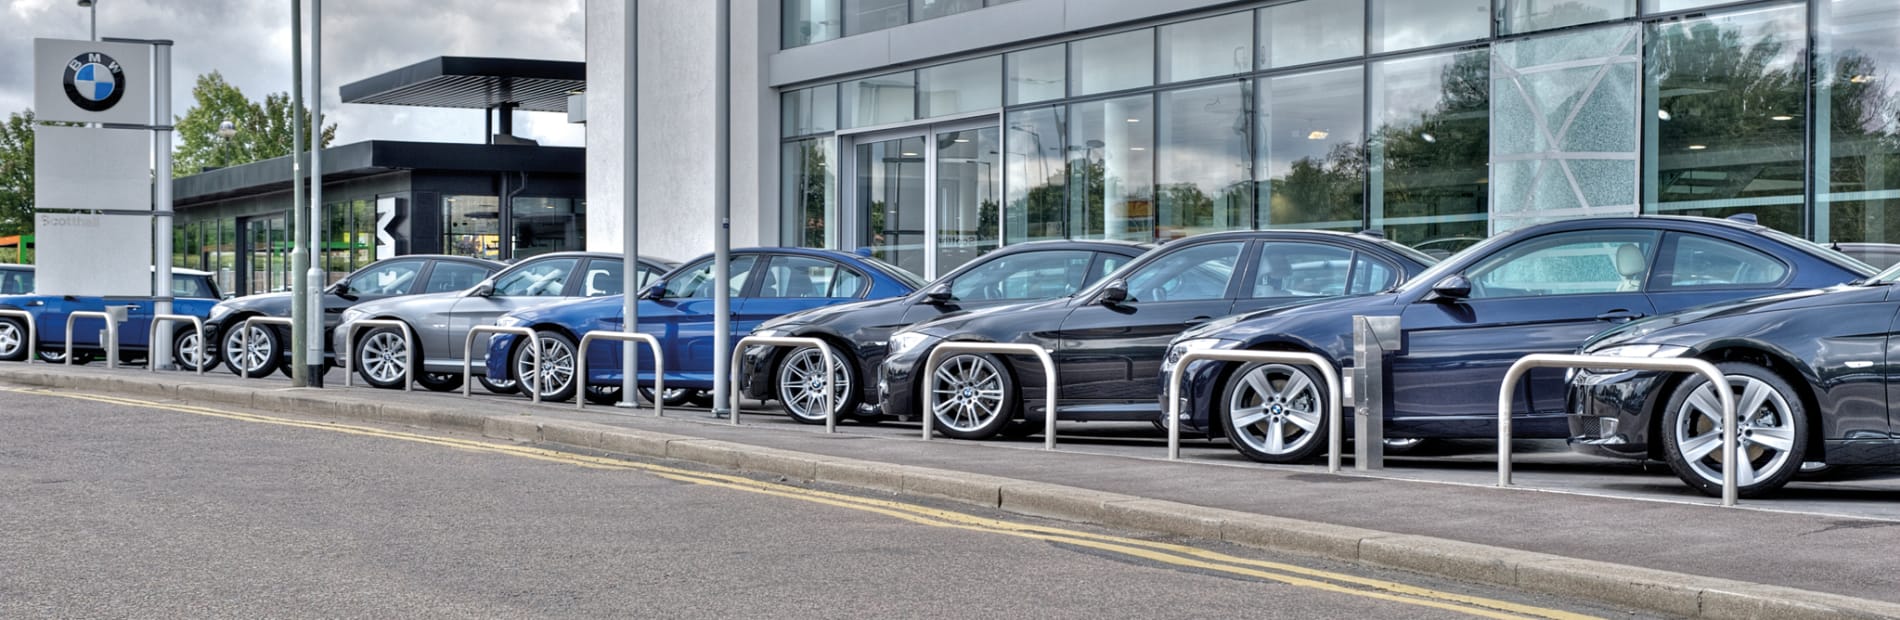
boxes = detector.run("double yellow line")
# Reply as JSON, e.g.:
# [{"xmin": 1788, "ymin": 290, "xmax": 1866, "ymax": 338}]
[{"xmin": 10, "ymin": 387, "xmax": 1598, "ymax": 620}]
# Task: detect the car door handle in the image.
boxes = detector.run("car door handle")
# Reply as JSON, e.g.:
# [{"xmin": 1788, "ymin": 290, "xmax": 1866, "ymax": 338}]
[
  {"xmin": 1183, "ymin": 316, "xmax": 1212, "ymax": 327},
  {"xmin": 1595, "ymin": 310, "xmax": 1643, "ymax": 322}
]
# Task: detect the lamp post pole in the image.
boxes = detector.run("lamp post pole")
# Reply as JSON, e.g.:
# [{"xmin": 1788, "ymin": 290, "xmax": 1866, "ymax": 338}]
[
  {"xmin": 302, "ymin": 0, "xmax": 326, "ymax": 386},
  {"xmin": 287, "ymin": 0, "xmax": 311, "ymax": 387},
  {"xmin": 619, "ymin": 1, "xmax": 639, "ymax": 407},
  {"xmin": 77, "ymin": 0, "xmax": 95, "ymax": 41},
  {"xmin": 711, "ymin": 0, "xmax": 731, "ymax": 417}
]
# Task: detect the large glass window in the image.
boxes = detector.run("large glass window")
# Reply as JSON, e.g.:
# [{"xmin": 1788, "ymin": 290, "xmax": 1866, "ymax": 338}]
[
  {"xmin": 1493, "ymin": 24, "xmax": 1641, "ymax": 232},
  {"xmin": 1371, "ymin": 0, "xmax": 1490, "ymax": 54},
  {"xmin": 1501, "ymin": 0, "xmax": 1632, "ymax": 35},
  {"xmin": 1069, "ymin": 95, "xmax": 1155, "ymax": 242},
  {"xmin": 1159, "ymin": 12, "xmax": 1252, "ymax": 83},
  {"xmin": 1644, "ymin": 5, "xmax": 1806, "ymax": 232},
  {"xmin": 912, "ymin": 0, "xmax": 980, "ymax": 22},
  {"xmin": 444, "ymin": 195, "xmax": 500, "ymax": 260},
  {"xmin": 782, "ymin": 85, "xmax": 837, "ymax": 137},
  {"xmin": 842, "ymin": 71, "xmax": 916, "ymax": 129},
  {"xmin": 1370, "ymin": 50, "xmax": 1490, "ymax": 246},
  {"xmin": 1259, "ymin": 0, "xmax": 1363, "ymax": 69},
  {"xmin": 859, "ymin": 136, "xmax": 928, "ymax": 275},
  {"xmin": 511, "ymin": 197, "xmax": 584, "ymax": 259},
  {"xmin": 935, "ymin": 127, "xmax": 1000, "ymax": 273},
  {"xmin": 845, "ymin": 0, "xmax": 907, "ymax": 35},
  {"xmin": 1006, "ymin": 45, "xmax": 1065, "ymax": 105},
  {"xmin": 1004, "ymin": 105, "xmax": 1067, "ymax": 244},
  {"xmin": 1642, "ymin": 0, "xmax": 1737, "ymax": 12},
  {"xmin": 1815, "ymin": 0, "xmax": 1900, "ymax": 243},
  {"xmin": 784, "ymin": 0, "xmax": 841, "ymax": 48},
  {"xmin": 1258, "ymin": 67, "xmax": 1365, "ymax": 230},
  {"xmin": 1158, "ymin": 82, "xmax": 1251, "ymax": 241},
  {"xmin": 918, "ymin": 56, "xmax": 1000, "ymax": 118},
  {"xmin": 1070, "ymin": 30, "xmax": 1154, "ymax": 96},
  {"xmin": 782, "ymin": 138, "xmax": 837, "ymax": 248}
]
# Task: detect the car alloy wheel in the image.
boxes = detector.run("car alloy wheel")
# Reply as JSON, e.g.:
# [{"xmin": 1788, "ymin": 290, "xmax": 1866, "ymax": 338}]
[
  {"xmin": 354, "ymin": 327, "xmax": 412, "ymax": 389},
  {"xmin": 0, "ymin": 317, "xmax": 25, "ymax": 361},
  {"xmin": 776, "ymin": 346, "xmax": 852, "ymax": 424},
  {"xmin": 172, "ymin": 328, "xmax": 214, "ymax": 372},
  {"xmin": 516, "ymin": 331, "xmax": 577, "ymax": 402},
  {"xmin": 1661, "ymin": 362, "xmax": 1806, "ymax": 498},
  {"xmin": 223, "ymin": 323, "xmax": 281, "ymax": 378},
  {"xmin": 928, "ymin": 352, "xmax": 1015, "ymax": 440},
  {"xmin": 1223, "ymin": 362, "xmax": 1327, "ymax": 464}
]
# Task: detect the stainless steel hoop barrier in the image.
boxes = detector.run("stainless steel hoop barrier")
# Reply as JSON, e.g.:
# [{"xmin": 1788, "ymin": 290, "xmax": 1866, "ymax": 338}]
[
  {"xmin": 1166, "ymin": 350, "xmax": 1343, "ymax": 471},
  {"xmin": 0, "ymin": 309, "xmax": 36, "ymax": 363},
  {"xmin": 1500, "ymin": 354, "xmax": 1736, "ymax": 506},
  {"xmin": 922, "ymin": 342, "xmax": 1059, "ymax": 450},
  {"xmin": 341, "ymin": 319, "xmax": 416, "ymax": 392},
  {"xmin": 148, "ymin": 314, "xmax": 206, "ymax": 375},
  {"xmin": 235, "ymin": 316, "xmax": 295, "ymax": 379},
  {"xmin": 576, "ymin": 331, "xmax": 664, "ymax": 416},
  {"xmin": 64, "ymin": 311, "xmax": 121, "ymax": 368},
  {"xmin": 729, "ymin": 336, "xmax": 839, "ymax": 433},
  {"xmin": 464, "ymin": 326, "xmax": 539, "ymax": 404}
]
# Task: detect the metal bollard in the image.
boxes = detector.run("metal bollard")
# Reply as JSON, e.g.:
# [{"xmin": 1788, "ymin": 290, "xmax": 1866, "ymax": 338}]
[
  {"xmin": 576, "ymin": 330, "xmax": 664, "ymax": 416},
  {"xmin": 64, "ymin": 310, "xmax": 121, "ymax": 369},
  {"xmin": 728, "ymin": 336, "xmax": 839, "ymax": 433},
  {"xmin": 1166, "ymin": 350, "xmax": 1342, "ymax": 471},
  {"xmin": 147, "ymin": 314, "xmax": 206, "ymax": 374},
  {"xmin": 463, "ymin": 326, "xmax": 539, "ymax": 405},
  {"xmin": 340, "ymin": 319, "xmax": 416, "ymax": 392},
  {"xmin": 921, "ymin": 342, "xmax": 1059, "ymax": 450}
]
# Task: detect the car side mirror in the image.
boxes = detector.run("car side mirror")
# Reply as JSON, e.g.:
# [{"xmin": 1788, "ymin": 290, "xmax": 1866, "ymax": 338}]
[
  {"xmin": 1427, "ymin": 275, "xmax": 1471, "ymax": 302},
  {"xmin": 922, "ymin": 284, "xmax": 952, "ymax": 304},
  {"xmin": 639, "ymin": 282, "xmax": 666, "ymax": 300},
  {"xmin": 471, "ymin": 280, "xmax": 496, "ymax": 298},
  {"xmin": 329, "ymin": 279, "xmax": 356, "ymax": 300},
  {"xmin": 1100, "ymin": 280, "xmax": 1129, "ymax": 305}
]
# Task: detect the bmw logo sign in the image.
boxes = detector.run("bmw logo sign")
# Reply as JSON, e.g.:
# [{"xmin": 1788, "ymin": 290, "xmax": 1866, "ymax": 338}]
[{"xmin": 63, "ymin": 52, "xmax": 126, "ymax": 112}]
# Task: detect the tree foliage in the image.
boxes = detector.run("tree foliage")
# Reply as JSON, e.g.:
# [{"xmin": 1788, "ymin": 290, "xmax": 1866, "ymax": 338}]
[
  {"xmin": 173, "ymin": 71, "xmax": 335, "ymax": 177},
  {"xmin": 0, "ymin": 110, "xmax": 37, "ymax": 238}
]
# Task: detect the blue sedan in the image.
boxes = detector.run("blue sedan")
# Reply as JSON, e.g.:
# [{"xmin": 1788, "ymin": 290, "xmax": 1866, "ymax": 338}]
[
  {"xmin": 1162, "ymin": 215, "xmax": 1876, "ymax": 463},
  {"xmin": 485, "ymin": 247, "xmax": 921, "ymax": 404},
  {"xmin": 0, "ymin": 267, "xmax": 225, "ymax": 366}
]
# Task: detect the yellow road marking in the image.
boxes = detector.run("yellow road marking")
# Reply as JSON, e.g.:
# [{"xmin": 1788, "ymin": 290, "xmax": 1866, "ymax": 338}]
[{"xmin": 8, "ymin": 387, "xmax": 1600, "ymax": 619}]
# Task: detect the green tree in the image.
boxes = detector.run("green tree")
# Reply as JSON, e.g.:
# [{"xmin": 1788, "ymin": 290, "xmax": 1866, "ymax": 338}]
[
  {"xmin": 0, "ymin": 110, "xmax": 37, "ymax": 238},
  {"xmin": 173, "ymin": 71, "xmax": 335, "ymax": 177}
]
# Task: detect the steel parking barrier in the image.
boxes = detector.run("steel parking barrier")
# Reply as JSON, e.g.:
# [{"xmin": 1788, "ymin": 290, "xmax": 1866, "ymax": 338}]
[
  {"xmin": 729, "ymin": 336, "xmax": 840, "ymax": 433},
  {"xmin": 1500, "ymin": 354, "xmax": 1737, "ymax": 506},
  {"xmin": 341, "ymin": 319, "xmax": 416, "ymax": 392},
  {"xmin": 922, "ymin": 342, "xmax": 1059, "ymax": 450},
  {"xmin": 64, "ymin": 309, "xmax": 124, "ymax": 369},
  {"xmin": 576, "ymin": 331, "xmax": 664, "ymax": 416},
  {"xmin": 147, "ymin": 314, "xmax": 206, "ymax": 375},
  {"xmin": 463, "ymin": 325, "xmax": 538, "ymax": 404},
  {"xmin": 0, "ymin": 309, "xmax": 37, "ymax": 363},
  {"xmin": 1166, "ymin": 350, "xmax": 1344, "ymax": 471},
  {"xmin": 234, "ymin": 316, "xmax": 295, "ymax": 379}
]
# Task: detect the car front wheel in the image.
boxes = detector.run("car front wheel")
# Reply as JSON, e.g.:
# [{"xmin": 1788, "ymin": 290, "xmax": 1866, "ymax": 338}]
[
  {"xmin": 776, "ymin": 345, "xmax": 857, "ymax": 425},
  {"xmin": 352, "ymin": 326, "xmax": 414, "ymax": 389},
  {"xmin": 927, "ymin": 352, "xmax": 1015, "ymax": 440},
  {"xmin": 172, "ymin": 328, "xmax": 216, "ymax": 373},
  {"xmin": 516, "ymin": 331, "xmax": 578, "ymax": 402},
  {"xmin": 1661, "ymin": 361, "xmax": 1807, "ymax": 498},
  {"xmin": 0, "ymin": 317, "xmax": 27, "ymax": 361},
  {"xmin": 1222, "ymin": 362, "xmax": 1328, "ymax": 464},
  {"xmin": 223, "ymin": 322, "xmax": 281, "ymax": 378}
]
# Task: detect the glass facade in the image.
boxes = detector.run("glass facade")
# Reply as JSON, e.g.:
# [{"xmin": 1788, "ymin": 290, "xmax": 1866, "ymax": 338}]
[
  {"xmin": 783, "ymin": 0, "xmax": 1900, "ymax": 260},
  {"xmin": 784, "ymin": 0, "xmax": 1041, "ymax": 49}
]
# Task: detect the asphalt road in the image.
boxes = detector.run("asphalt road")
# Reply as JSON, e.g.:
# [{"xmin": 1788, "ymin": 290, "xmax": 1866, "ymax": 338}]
[{"xmin": 0, "ymin": 387, "xmax": 1642, "ymax": 619}]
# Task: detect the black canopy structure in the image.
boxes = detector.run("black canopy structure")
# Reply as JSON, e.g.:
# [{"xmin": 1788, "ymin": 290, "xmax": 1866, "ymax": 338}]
[{"xmin": 340, "ymin": 56, "xmax": 584, "ymax": 143}]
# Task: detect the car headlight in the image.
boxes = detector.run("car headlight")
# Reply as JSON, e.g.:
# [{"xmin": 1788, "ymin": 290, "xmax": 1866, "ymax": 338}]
[
  {"xmin": 1162, "ymin": 338, "xmax": 1239, "ymax": 372},
  {"xmin": 1590, "ymin": 344, "xmax": 1690, "ymax": 358},
  {"xmin": 888, "ymin": 331, "xmax": 937, "ymax": 358},
  {"xmin": 751, "ymin": 326, "xmax": 793, "ymax": 339},
  {"xmin": 495, "ymin": 315, "xmax": 527, "ymax": 328},
  {"xmin": 339, "ymin": 308, "xmax": 368, "ymax": 324}
]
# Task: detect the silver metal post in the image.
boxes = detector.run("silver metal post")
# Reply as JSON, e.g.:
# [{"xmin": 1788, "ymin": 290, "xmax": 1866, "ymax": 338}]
[
  {"xmin": 920, "ymin": 343, "xmax": 1061, "ymax": 449},
  {"xmin": 89, "ymin": 2, "xmax": 96, "ymax": 41},
  {"xmin": 619, "ymin": 0, "xmax": 640, "ymax": 408},
  {"xmin": 728, "ymin": 336, "xmax": 837, "ymax": 431},
  {"xmin": 303, "ymin": 0, "xmax": 325, "ymax": 386},
  {"xmin": 711, "ymin": 0, "xmax": 732, "ymax": 417},
  {"xmin": 289, "ymin": 0, "xmax": 308, "ymax": 386},
  {"xmin": 1351, "ymin": 316, "xmax": 1400, "ymax": 471},
  {"xmin": 1165, "ymin": 350, "xmax": 1341, "ymax": 471},
  {"xmin": 151, "ymin": 41, "xmax": 174, "ymax": 371}
]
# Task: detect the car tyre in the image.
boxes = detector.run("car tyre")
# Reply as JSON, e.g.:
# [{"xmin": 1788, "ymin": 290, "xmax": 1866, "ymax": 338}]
[
  {"xmin": 516, "ymin": 330, "xmax": 579, "ymax": 402},
  {"xmin": 775, "ymin": 345, "xmax": 858, "ymax": 425},
  {"xmin": 584, "ymin": 384, "xmax": 625, "ymax": 406},
  {"xmin": 223, "ymin": 321, "xmax": 281, "ymax": 378},
  {"xmin": 0, "ymin": 316, "xmax": 28, "ymax": 362},
  {"xmin": 416, "ymin": 372, "xmax": 465, "ymax": 392},
  {"xmin": 639, "ymin": 387, "xmax": 697, "ymax": 407},
  {"xmin": 172, "ymin": 327, "xmax": 216, "ymax": 373},
  {"xmin": 352, "ymin": 325, "xmax": 415, "ymax": 390},
  {"xmin": 926, "ymin": 352, "xmax": 1016, "ymax": 440},
  {"xmin": 1660, "ymin": 361, "xmax": 1807, "ymax": 498},
  {"xmin": 686, "ymin": 390, "xmax": 718, "ymax": 408},
  {"xmin": 477, "ymin": 373, "xmax": 521, "ymax": 395},
  {"xmin": 38, "ymin": 348, "xmax": 93, "ymax": 365},
  {"xmin": 1222, "ymin": 362, "xmax": 1328, "ymax": 464}
]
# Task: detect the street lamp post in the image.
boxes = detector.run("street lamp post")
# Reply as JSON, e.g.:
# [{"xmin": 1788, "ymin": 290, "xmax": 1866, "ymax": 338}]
[
  {"xmin": 217, "ymin": 120, "xmax": 236, "ymax": 168},
  {"xmin": 75, "ymin": 0, "xmax": 95, "ymax": 41}
]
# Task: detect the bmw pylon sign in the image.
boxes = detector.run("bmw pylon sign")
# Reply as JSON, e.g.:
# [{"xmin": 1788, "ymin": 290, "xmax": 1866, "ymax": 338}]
[{"xmin": 35, "ymin": 39, "xmax": 150, "ymax": 124}]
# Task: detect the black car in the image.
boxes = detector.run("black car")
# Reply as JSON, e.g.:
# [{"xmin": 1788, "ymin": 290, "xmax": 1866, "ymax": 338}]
[
  {"xmin": 209, "ymin": 255, "xmax": 502, "ymax": 377},
  {"xmin": 1165, "ymin": 216, "xmax": 1877, "ymax": 465},
  {"xmin": 1570, "ymin": 266, "xmax": 1900, "ymax": 497},
  {"xmin": 878, "ymin": 230, "xmax": 1437, "ymax": 440},
  {"xmin": 740, "ymin": 240, "xmax": 1150, "ymax": 423}
]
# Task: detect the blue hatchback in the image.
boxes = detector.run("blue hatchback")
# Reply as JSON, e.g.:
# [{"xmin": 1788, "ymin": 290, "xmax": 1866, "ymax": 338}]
[
  {"xmin": 1162, "ymin": 216, "xmax": 1876, "ymax": 464},
  {"xmin": 0, "ymin": 267, "xmax": 225, "ymax": 366},
  {"xmin": 485, "ymin": 247, "xmax": 921, "ymax": 404}
]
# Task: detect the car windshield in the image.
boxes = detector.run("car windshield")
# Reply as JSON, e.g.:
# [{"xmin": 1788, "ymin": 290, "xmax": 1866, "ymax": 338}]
[{"xmin": 1397, "ymin": 232, "xmax": 1518, "ymax": 294}]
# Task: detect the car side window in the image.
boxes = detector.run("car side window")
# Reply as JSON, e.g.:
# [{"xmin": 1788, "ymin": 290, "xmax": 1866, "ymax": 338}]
[
  {"xmin": 1467, "ymin": 231, "xmax": 1659, "ymax": 299},
  {"xmin": 661, "ymin": 255, "xmax": 758, "ymax": 299},
  {"xmin": 493, "ymin": 258, "xmax": 579, "ymax": 297},
  {"xmin": 1251, "ymin": 243, "xmax": 1354, "ymax": 298},
  {"xmin": 756, "ymin": 256, "xmax": 864, "ymax": 298},
  {"xmin": 637, "ymin": 263, "xmax": 667, "ymax": 290},
  {"xmin": 423, "ymin": 262, "xmax": 492, "ymax": 293},
  {"xmin": 348, "ymin": 260, "xmax": 426, "ymax": 296},
  {"xmin": 1097, "ymin": 254, "xmax": 1132, "ymax": 283},
  {"xmin": 949, "ymin": 250, "xmax": 1093, "ymax": 301},
  {"xmin": 1123, "ymin": 241, "xmax": 1245, "ymax": 303},
  {"xmin": 171, "ymin": 275, "xmax": 213, "ymax": 299},
  {"xmin": 581, "ymin": 260, "xmax": 624, "ymax": 297},
  {"xmin": 1349, "ymin": 255, "xmax": 1399, "ymax": 294},
  {"xmin": 2, "ymin": 270, "xmax": 32, "ymax": 294},
  {"xmin": 1658, "ymin": 234, "xmax": 1788, "ymax": 289}
]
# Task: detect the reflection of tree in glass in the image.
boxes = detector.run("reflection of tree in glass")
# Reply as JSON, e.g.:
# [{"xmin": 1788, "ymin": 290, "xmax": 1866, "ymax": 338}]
[
  {"xmin": 1371, "ymin": 51, "xmax": 1489, "ymax": 244},
  {"xmin": 792, "ymin": 141, "xmax": 830, "ymax": 247},
  {"xmin": 1821, "ymin": 51, "xmax": 1900, "ymax": 242},
  {"xmin": 1270, "ymin": 140, "xmax": 1367, "ymax": 229}
]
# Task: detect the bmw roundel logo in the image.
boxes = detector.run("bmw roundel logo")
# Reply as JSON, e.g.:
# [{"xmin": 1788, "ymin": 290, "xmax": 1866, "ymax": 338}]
[{"xmin": 63, "ymin": 52, "xmax": 126, "ymax": 112}]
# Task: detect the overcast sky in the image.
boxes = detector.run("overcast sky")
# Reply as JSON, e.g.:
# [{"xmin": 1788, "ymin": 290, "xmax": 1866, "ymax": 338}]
[{"xmin": 1, "ymin": 0, "xmax": 586, "ymax": 146}]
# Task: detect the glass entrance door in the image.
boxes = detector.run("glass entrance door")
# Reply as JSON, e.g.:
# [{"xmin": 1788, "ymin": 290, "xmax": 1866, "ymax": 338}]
[
  {"xmin": 850, "ymin": 121, "xmax": 1000, "ymax": 280},
  {"xmin": 244, "ymin": 214, "xmax": 289, "ymax": 295}
]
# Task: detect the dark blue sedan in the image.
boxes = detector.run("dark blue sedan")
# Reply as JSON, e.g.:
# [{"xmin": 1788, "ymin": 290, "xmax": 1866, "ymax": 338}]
[
  {"xmin": 0, "ymin": 267, "xmax": 225, "ymax": 366},
  {"xmin": 1164, "ymin": 216, "xmax": 1876, "ymax": 463},
  {"xmin": 484, "ymin": 247, "xmax": 922, "ymax": 403}
]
